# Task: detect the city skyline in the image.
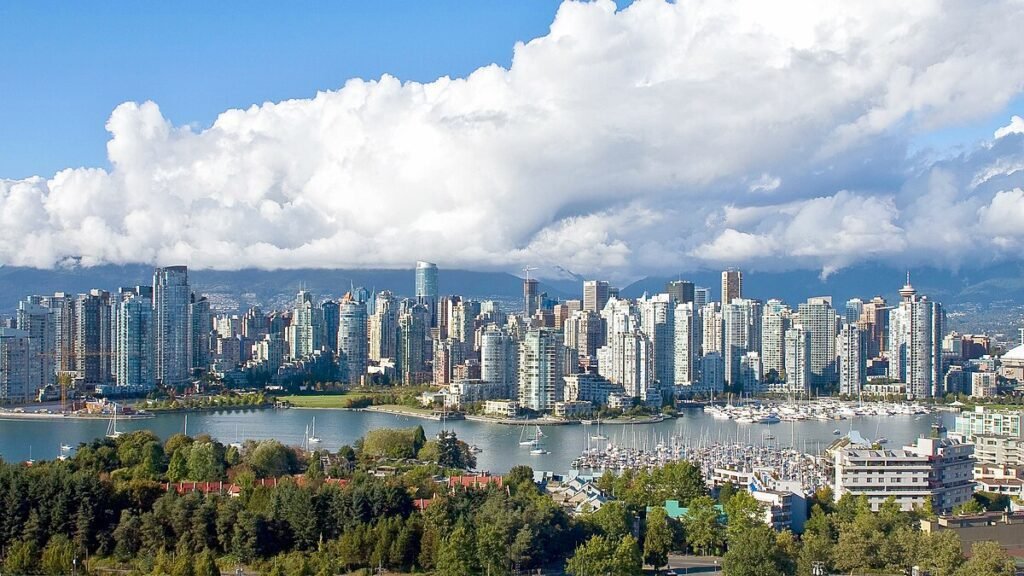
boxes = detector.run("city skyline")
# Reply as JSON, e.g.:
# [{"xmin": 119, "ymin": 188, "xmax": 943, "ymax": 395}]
[{"xmin": 1, "ymin": 2, "xmax": 1024, "ymax": 280}]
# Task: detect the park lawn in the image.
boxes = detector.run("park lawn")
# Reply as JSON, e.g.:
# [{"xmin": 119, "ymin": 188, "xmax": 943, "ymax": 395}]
[
  {"xmin": 278, "ymin": 394, "xmax": 371, "ymax": 408},
  {"xmin": 371, "ymin": 404, "xmax": 436, "ymax": 415}
]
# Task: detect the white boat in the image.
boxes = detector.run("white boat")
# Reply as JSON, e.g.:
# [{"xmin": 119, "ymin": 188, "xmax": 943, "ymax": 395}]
[
  {"xmin": 106, "ymin": 404, "xmax": 123, "ymax": 439},
  {"xmin": 590, "ymin": 419, "xmax": 608, "ymax": 441},
  {"xmin": 876, "ymin": 437, "xmax": 889, "ymax": 445},
  {"xmin": 519, "ymin": 423, "xmax": 538, "ymax": 447},
  {"xmin": 529, "ymin": 427, "xmax": 549, "ymax": 455},
  {"xmin": 307, "ymin": 417, "xmax": 321, "ymax": 445},
  {"xmin": 832, "ymin": 429, "xmax": 841, "ymax": 436}
]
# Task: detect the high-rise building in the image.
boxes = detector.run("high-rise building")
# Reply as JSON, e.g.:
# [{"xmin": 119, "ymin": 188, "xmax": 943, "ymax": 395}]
[
  {"xmin": 370, "ymin": 291, "xmax": 399, "ymax": 361},
  {"xmin": 784, "ymin": 327, "xmax": 811, "ymax": 395},
  {"xmin": 564, "ymin": 310, "xmax": 605, "ymax": 364},
  {"xmin": 673, "ymin": 302, "xmax": 700, "ymax": 385},
  {"xmin": 858, "ymin": 296, "xmax": 889, "ymax": 359},
  {"xmin": 321, "ymin": 300, "xmax": 340, "ymax": 353},
  {"xmin": 480, "ymin": 326, "xmax": 517, "ymax": 398},
  {"xmin": 154, "ymin": 266, "xmax": 192, "ymax": 387},
  {"xmin": 797, "ymin": 297, "xmax": 838, "ymax": 391},
  {"xmin": 694, "ymin": 287, "xmax": 711, "ymax": 310},
  {"xmin": 700, "ymin": 352, "xmax": 725, "ymax": 393},
  {"xmin": 583, "ymin": 280, "xmax": 610, "ymax": 313},
  {"xmin": 241, "ymin": 306, "xmax": 267, "ymax": 339},
  {"xmin": 518, "ymin": 328, "xmax": 566, "ymax": 411},
  {"xmin": 523, "ymin": 278, "xmax": 539, "ymax": 317},
  {"xmin": 49, "ymin": 293, "xmax": 75, "ymax": 375},
  {"xmin": 739, "ymin": 351, "xmax": 762, "ymax": 393},
  {"xmin": 639, "ymin": 293, "xmax": 675, "ymax": 389},
  {"xmin": 16, "ymin": 297, "xmax": 55, "ymax": 394},
  {"xmin": 287, "ymin": 290, "xmax": 323, "ymax": 360},
  {"xmin": 116, "ymin": 286, "xmax": 154, "ymax": 389},
  {"xmin": 397, "ymin": 302, "xmax": 430, "ymax": 384},
  {"xmin": 665, "ymin": 280, "xmax": 695, "ymax": 304},
  {"xmin": 721, "ymin": 269, "xmax": 742, "ymax": 304},
  {"xmin": 761, "ymin": 300, "xmax": 790, "ymax": 381},
  {"xmin": 888, "ymin": 277, "xmax": 944, "ymax": 398},
  {"xmin": 75, "ymin": 290, "xmax": 112, "ymax": 385},
  {"xmin": 190, "ymin": 294, "xmax": 212, "ymax": 372},
  {"xmin": 0, "ymin": 328, "xmax": 31, "ymax": 403},
  {"xmin": 415, "ymin": 261, "xmax": 439, "ymax": 327},
  {"xmin": 845, "ymin": 298, "xmax": 864, "ymax": 324},
  {"xmin": 337, "ymin": 293, "xmax": 368, "ymax": 385},
  {"xmin": 701, "ymin": 302, "xmax": 722, "ymax": 355},
  {"xmin": 838, "ymin": 324, "xmax": 867, "ymax": 396},
  {"xmin": 722, "ymin": 299, "xmax": 762, "ymax": 386},
  {"xmin": 450, "ymin": 298, "xmax": 480, "ymax": 351}
]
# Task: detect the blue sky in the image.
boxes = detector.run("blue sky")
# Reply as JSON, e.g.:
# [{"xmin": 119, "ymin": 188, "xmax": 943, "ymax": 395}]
[
  {"xmin": 1, "ymin": 1, "xmax": 1023, "ymax": 276},
  {"xmin": 0, "ymin": 2, "xmax": 576, "ymax": 178}
]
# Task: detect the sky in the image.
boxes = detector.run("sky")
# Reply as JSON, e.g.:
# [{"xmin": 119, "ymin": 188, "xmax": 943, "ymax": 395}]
[{"xmin": 2, "ymin": 0, "xmax": 1024, "ymax": 281}]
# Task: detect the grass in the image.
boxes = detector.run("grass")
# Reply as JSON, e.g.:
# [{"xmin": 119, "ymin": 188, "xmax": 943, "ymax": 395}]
[
  {"xmin": 278, "ymin": 394, "xmax": 372, "ymax": 409},
  {"xmin": 371, "ymin": 404, "xmax": 435, "ymax": 415}
]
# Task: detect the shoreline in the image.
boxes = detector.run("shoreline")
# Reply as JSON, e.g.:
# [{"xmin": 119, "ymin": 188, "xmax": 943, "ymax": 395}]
[{"xmin": 0, "ymin": 411, "xmax": 155, "ymax": 421}]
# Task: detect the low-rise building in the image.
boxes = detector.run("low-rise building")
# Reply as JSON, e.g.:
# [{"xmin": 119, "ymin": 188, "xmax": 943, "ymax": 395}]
[
  {"xmin": 974, "ymin": 463, "xmax": 1024, "ymax": 499},
  {"xmin": 553, "ymin": 400, "xmax": 592, "ymax": 419},
  {"xmin": 483, "ymin": 399, "xmax": 519, "ymax": 417},
  {"xmin": 833, "ymin": 436, "xmax": 975, "ymax": 513},
  {"xmin": 921, "ymin": 511, "xmax": 1024, "ymax": 556},
  {"xmin": 953, "ymin": 406, "xmax": 1024, "ymax": 467},
  {"xmin": 564, "ymin": 373, "xmax": 621, "ymax": 406},
  {"xmin": 972, "ymin": 372, "xmax": 999, "ymax": 398}
]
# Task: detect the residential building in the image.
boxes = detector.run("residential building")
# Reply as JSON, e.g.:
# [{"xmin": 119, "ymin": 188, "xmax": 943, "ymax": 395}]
[
  {"xmin": 838, "ymin": 324, "xmax": 867, "ymax": 396},
  {"xmin": 583, "ymin": 280, "xmax": 610, "ymax": 314},
  {"xmin": 397, "ymin": 302, "xmax": 431, "ymax": 384},
  {"xmin": 888, "ymin": 277, "xmax": 944, "ymax": 398},
  {"xmin": 797, "ymin": 297, "xmax": 838, "ymax": 390},
  {"xmin": 783, "ymin": 327, "xmax": 811, "ymax": 395},
  {"xmin": 971, "ymin": 372, "xmax": 998, "ymax": 398},
  {"xmin": 287, "ymin": 289, "xmax": 322, "ymax": 360},
  {"xmin": 760, "ymin": 300, "xmax": 790, "ymax": 381},
  {"xmin": 337, "ymin": 293, "xmax": 368, "ymax": 385},
  {"xmin": 16, "ymin": 297, "xmax": 55, "ymax": 394},
  {"xmin": 369, "ymin": 291, "xmax": 398, "ymax": 362},
  {"xmin": 723, "ymin": 298, "xmax": 761, "ymax": 387},
  {"xmin": 639, "ymin": 293, "xmax": 674, "ymax": 389},
  {"xmin": 154, "ymin": 266, "xmax": 191, "ymax": 387},
  {"xmin": 480, "ymin": 326, "xmax": 517, "ymax": 398},
  {"xmin": 74, "ymin": 289, "xmax": 112, "ymax": 385},
  {"xmin": 518, "ymin": 328, "xmax": 567, "ymax": 411},
  {"xmin": 953, "ymin": 406, "xmax": 1024, "ymax": 467},
  {"xmin": 673, "ymin": 302, "xmax": 700, "ymax": 385},
  {"xmin": 115, "ymin": 286, "xmax": 154, "ymax": 389},
  {"xmin": 415, "ymin": 261, "xmax": 439, "ymax": 327}
]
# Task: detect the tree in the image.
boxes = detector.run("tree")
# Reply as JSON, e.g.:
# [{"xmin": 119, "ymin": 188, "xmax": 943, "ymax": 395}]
[
  {"xmin": 566, "ymin": 535, "xmax": 616, "ymax": 576},
  {"xmin": 41, "ymin": 534, "xmax": 76, "ymax": 575},
  {"xmin": 953, "ymin": 498, "xmax": 984, "ymax": 516},
  {"xmin": 246, "ymin": 440, "xmax": 297, "ymax": 478},
  {"xmin": 187, "ymin": 442, "xmax": 225, "ymax": 481},
  {"xmin": 718, "ymin": 482, "xmax": 737, "ymax": 506},
  {"xmin": 724, "ymin": 490, "xmax": 762, "ymax": 543},
  {"xmin": 4, "ymin": 538, "xmax": 40, "ymax": 575},
  {"xmin": 683, "ymin": 496, "xmax": 723, "ymax": 555},
  {"xmin": 723, "ymin": 523, "xmax": 789, "ymax": 576},
  {"xmin": 588, "ymin": 500, "xmax": 631, "ymax": 540},
  {"xmin": 195, "ymin": 548, "xmax": 220, "ymax": 576},
  {"xmin": 612, "ymin": 535, "xmax": 643, "ymax": 576},
  {"xmin": 917, "ymin": 530, "xmax": 964, "ymax": 576},
  {"xmin": 955, "ymin": 541, "xmax": 1015, "ymax": 576},
  {"xmin": 643, "ymin": 507, "xmax": 672, "ymax": 570},
  {"xmin": 434, "ymin": 524, "xmax": 476, "ymax": 576},
  {"xmin": 167, "ymin": 449, "xmax": 189, "ymax": 482}
]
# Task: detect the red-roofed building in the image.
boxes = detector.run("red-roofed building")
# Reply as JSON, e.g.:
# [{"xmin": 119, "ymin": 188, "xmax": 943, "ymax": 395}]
[{"xmin": 447, "ymin": 474, "xmax": 503, "ymax": 489}]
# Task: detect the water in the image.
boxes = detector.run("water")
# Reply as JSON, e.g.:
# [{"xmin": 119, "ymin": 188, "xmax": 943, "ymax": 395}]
[{"xmin": 0, "ymin": 408, "xmax": 957, "ymax": 474}]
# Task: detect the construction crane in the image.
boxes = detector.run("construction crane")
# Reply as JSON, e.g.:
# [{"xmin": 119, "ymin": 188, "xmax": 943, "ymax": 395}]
[{"xmin": 522, "ymin": 266, "xmax": 538, "ymax": 281}]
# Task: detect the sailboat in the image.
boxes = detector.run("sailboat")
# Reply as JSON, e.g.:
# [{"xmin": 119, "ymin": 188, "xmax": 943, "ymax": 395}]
[
  {"xmin": 518, "ymin": 423, "xmax": 538, "ymax": 447},
  {"xmin": 529, "ymin": 426, "xmax": 549, "ymax": 455},
  {"xmin": 307, "ymin": 417, "xmax": 321, "ymax": 445},
  {"xmin": 590, "ymin": 419, "xmax": 608, "ymax": 441},
  {"xmin": 106, "ymin": 404, "xmax": 123, "ymax": 439}
]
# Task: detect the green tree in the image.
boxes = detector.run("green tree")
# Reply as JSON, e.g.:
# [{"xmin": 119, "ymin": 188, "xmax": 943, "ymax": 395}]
[
  {"xmin": 171, "ymin": 549, "xmax": 196, "ymax": 576},
  {"xmin": 4, "ymin": 539, "xmax": 39, "ymax": 575},
  {"xmin": 724, "ymin": 490, "xmax": 762, "ymax": 543},
  {"xmin": 917, "ymin": 530, "xmax": 964, "ymax": 576},
  {"xmin": 566, "ymin": 535, "xmax": 616, "ymax": 576},
  {"xmin": 588, "ymin": 500, "xmax": 631, "ymax": 540},
  {"xmin": 187, "ymin": 442, "xmax": 225, "ymax": 481},
  {"xmin": 612, "ymin": 535, "xmax": 643, "ymax": 576},
  {"xmin": 41, "ymin": 534, "xmax": 76, "ymax": 575},
  {"xmin": 246, "ymin": 440, "xmax": 296, "ymax": 478},
  {"xmin": 954, "ymin": 541, "xmax": 1015, "ymax": 576},
  {"xmin": 167, "ymin": 449, "xmax": 189, "ymax": 482},
  {"xmin": 195, "ymin": 549, "xmax": 220, "ymax": 576},
  {"xmin": 434, "ymin": 524, "xmax": 476, "ymax": 576},
  {"xmin": 682, "ymin": 496, "xmax": 723, "ymax": 555},
  {"xmin": 643, "ymin": 507, "xmax": 672, "ymax": 570},
  {"xmin": 723, "ymin": 523, "xmax": 789, "ymax": 576}
]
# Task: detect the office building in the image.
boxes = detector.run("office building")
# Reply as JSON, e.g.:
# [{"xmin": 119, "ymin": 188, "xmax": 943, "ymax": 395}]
[
  {"xmin": 75, "ymin": 290, "xmax": 112, "ymax": 385},
  {"xmin": 797, "ymin": 297, "xmax": 838, "ymax": 391},
  {"xmin": 666, "ymin": 280, "xmax": 695, "ymax": 304},
  {"xmin": 415, "ymin": 261, "xmax": 439, "ymax": 327},
  {"xmin": 833, "ymin": 436, "xmax": 975, "ymax": 513},
  {"xmin": 845, "ymin": 298, "xmax": 864, "ymax": 325},
  {"xmin": 837, "ymin": 324, "xmax": 867, "ymax": 396},
  {"xmin": 337, "ymin": 293, "xmax": 369, "ymax": 385},
  {"xmin": 694, "ymin": 287, "xmax": 711, "ymax": 310},
  {"xmin": 888, "ymin": 277, "xmax": 944, "ymax": 398},
  {"xmin": 518, "ymin": 328, "xmax": 567, "ymax": 411},
  {"xmin": 583, "ymin": 280, "xmax": 610, "ymax": 313},
  {"xmin": 154, "ymin": 266, "xmax": 192, "ymax": 387},
  {"xmin": 721, "ymin": 269, "xmax": 742, "ymax": 304},
  {"xmin": 858, "ymin": 296, "xmax": 889, "ymax": 359}
]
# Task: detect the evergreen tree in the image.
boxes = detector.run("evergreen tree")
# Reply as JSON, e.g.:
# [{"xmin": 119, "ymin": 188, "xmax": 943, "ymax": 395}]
[
  {"xmin": 167, "ymin": 449, "xmax": 189, "ymax": 482},
  {"xmin": 195, "ymin": 549, "xmax": 220, "ymax": 576},
  {"xmin": 434, "ymin": 524, "xmax": 476, "ymax": 576},
  {"xmin": 41, "ymin": 534, "xmax": 76, "ymax": 575},
  {"xmin": 643, "ymin": 507, "xmax": 672, "ymax": 570}
]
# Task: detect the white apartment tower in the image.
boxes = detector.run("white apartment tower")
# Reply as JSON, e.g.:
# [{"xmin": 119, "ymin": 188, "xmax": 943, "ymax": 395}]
[
  {"xmin": 337, "ymin": 293, "xmax": 369, "ymax": 385},
  {"xmin": 888, "ymin": 277, "xmax": 944, "ymax": 398},
  {"xmin": 674, "ymin": 302, "xmax": 700, "ymax": 385},
  {"xmin": 837, "ymin": 324, "xmax": 867, "ymax": 396},
  {"xmin": 518, "ymin": 328, "xmax": 566, "ymax": 411},
  {"xmin": 784, "ymin": 327, "xmax": 811, "ymax": 395}
]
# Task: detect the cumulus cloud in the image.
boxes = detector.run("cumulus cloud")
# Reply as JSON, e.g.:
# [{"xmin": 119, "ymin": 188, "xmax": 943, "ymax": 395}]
[{"xmin": 3, "ymin": 0, "xmax": 1024, "ymax": 281}]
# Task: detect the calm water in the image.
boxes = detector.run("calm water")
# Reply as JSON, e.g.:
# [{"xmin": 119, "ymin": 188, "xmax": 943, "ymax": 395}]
[{"xmin": 0, "ymin": 408, "xmax": 957, "ymax": 474}]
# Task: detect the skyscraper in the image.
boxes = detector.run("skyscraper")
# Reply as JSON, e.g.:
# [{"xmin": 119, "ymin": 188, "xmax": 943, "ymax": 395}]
[
  {"xmin": 760, "ymin": 300, "xmax": 790, "ymax": 381},
  {"xmin": 370, "ymin": 291, "xmax": 399, "ymax": 361},
  {"xmin": 583, "ymin": 280, "xmax": 610, "ymax": 313},
  {"xmin": 721, "ymin": 269, "xmax": 742, "ymax": 304},
  {"xmin": 415, "ymin": 261, "xmax": 439, "ymax": 327},
  {"xmin": 190, "ymin": 294, "xmax": 212, "ymax": 372},
  {"xmin": 845, "ymin": 298, "xmax": 865, "ymax": 325},
  {"xmin": 701, "ymin": 302, "xmax": 723, "ymax": 355},
  {"xmin": 154, "ymin": 266, "xmax": 192, "ymax": 387},
  {"xmin": 16, "ymin": 297, "xmax": 55, "ymax": 394},
  {"xmin": 673, "ymin": 302, "xmax": 701, "ymax": 385},
  {"xmin": 888, "ymin": 277, "xmax": 943, "ymax": 398},
  {"xmin": 797, "ymin": 297, "xmax": 839, "ymax": 391},
  {"xmin": 337, "ymin": 293, "xmax": 368, "ymax": 385},
  {"xmin": 518, "ymin": 328, "xmax": 566, "ymax": 411},
  {"xmin": 784, "ymin": 327, "xmax": 811, "ymax": 395},
  {"xmin": 858, "ymin": 296, "xmax": 890, "ymax": 359},
  {"xmin": 75, "ymin": 290, "xmax": 112, "ymax": 385},
  {"xmin": 397, "ymin": 302, "xmax": 430, "ymax": 384},
  {"xmin": 563, "ymin": 310, "xmax": 605, "ymax": 362},
  {"xmin": 321, "ymin": 300, "xmax": 340, "ymax": 353},
  {"xmin": 523, "ymin": 278, "xmax": 539, "ymax": 317},
  {"xmin": 639, "ymin": 293, "xmax": 674, "ymax": 389},
  {"xmin": 722, "ymin": 298, "xmax": 762, "ymax": 387},
  {"xmin": 0, "ymin": 328, "xmax": 31, "ymax": 403},
  {"xmin": 116, "ymin": 286, "xmax": 154, "ymax": 389},
  {"xmin": 694, "ymin": 287, "xmax": 711, "ymax": 310},
  {"xmin": 838, "ymin": 324, "xmax": 866, "ymax": 396},
  {"xmin": 287, "ymin": 290, "xmax": 323, "ymax": 359},
  {"xmin": 480, "ymin": 325, "xmax": 517, "ymax": 398},
  {"xmin": 665, "ymin": 280, "xmax": 695, "ymax": 304}
]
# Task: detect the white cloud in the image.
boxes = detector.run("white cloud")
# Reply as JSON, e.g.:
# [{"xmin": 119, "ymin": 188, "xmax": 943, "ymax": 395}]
[
  {"xmin": 2, "ymin": 0, "xmax": 1024, "ymax": 281},
  {"xmin": 995, "ymin": 115, "xmax": 1024, "ymax": 139}
]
